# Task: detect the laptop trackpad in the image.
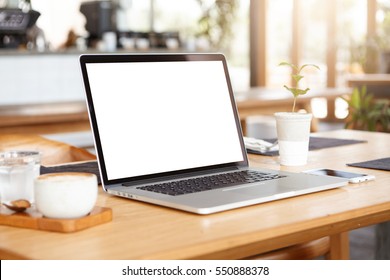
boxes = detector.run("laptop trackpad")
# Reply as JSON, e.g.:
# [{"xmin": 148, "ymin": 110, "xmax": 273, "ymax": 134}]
[{"xmin": 224, "ymin": 183, "xmax": 294, "ymax": 197}]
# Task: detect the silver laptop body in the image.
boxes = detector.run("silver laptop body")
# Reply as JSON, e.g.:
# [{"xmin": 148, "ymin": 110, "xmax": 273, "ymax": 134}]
[{"xmin": 80, "ymin": 53, "xmax": 348, "ymax": 214}]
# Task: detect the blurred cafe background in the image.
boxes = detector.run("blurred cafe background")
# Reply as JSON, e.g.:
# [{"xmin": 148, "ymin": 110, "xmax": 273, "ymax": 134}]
[{"xmin": 0, "ymin": 0, "xmax": 389, "ymax": 259}]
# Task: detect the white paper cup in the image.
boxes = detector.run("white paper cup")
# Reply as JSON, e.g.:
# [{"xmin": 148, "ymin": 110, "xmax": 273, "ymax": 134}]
[
  {"xmin": 34, "ymin": 172, "xmax": 98, "ymax": 219},
  {"xmin": 275, "ymin": 112, "xmax": 312, "ymax": 166}
]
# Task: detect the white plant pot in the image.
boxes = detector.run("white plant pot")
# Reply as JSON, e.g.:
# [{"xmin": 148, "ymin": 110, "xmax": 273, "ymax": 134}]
[{"xmin": 274, "ymin": 112, "xmax": 312, "ymax": 166}]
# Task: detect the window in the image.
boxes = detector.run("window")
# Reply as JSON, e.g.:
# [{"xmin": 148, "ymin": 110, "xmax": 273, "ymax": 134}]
[
  {"xmin": 336, "ymin": 0, "xmax": 367, "ymax": 78},
  {"xmin": 251, "ymin": 0, "xmax": 386, "ymax": 120},
  {"xmin": 266, "ymin": 0, "xmax": 293, "ymax": 88}
]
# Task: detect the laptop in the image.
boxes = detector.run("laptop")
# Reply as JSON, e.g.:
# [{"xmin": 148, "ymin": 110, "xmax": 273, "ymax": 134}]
[{"xmin": 79, "ymin": 53, "xmax": 348, "ymax": 214}]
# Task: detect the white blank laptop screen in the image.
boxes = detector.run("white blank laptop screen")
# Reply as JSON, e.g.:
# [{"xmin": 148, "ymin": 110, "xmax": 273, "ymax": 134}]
[{"xmin": 86, "ymin": 60, "xmax": 244, "ymax": 180}]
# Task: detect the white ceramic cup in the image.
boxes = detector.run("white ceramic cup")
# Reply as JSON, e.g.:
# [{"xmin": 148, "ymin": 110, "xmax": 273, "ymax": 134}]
[
  {"xmin": 102, "ymin": 31, "xmax": 117, "ymax": 52},
  {"xmin": 34, "ymin": 172, "xmax": 98, "ymax": 219}
]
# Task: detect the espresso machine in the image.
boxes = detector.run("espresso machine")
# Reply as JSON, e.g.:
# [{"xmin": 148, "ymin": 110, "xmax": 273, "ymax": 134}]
[
  {"xmin": 80, "ymin": 0, "xmax": 117, "ymax": 48},
  {"xmin": 0, "ymin": 8, "xmax": 40, "ymax": 48}
]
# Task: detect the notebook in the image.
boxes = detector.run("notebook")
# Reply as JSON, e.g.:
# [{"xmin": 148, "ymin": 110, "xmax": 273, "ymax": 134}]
[{"xmin": 79, "ymin": 53, "xmax": 348, "ymax": 214}]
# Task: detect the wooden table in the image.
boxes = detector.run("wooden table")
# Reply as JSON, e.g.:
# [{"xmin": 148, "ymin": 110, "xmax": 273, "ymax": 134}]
[
  {"xmin": 235, "ymin": 87, "xmax": 352, "ymax": 132},
  {"xmin": 0, "ymin": 130, "xmax": 389, "ymax": 260}
]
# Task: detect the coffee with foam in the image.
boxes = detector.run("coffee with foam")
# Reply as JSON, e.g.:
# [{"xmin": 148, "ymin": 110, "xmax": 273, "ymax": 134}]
[{"xmin": 34, "ymin": 172, "xmax": 98, "ymax": 219}]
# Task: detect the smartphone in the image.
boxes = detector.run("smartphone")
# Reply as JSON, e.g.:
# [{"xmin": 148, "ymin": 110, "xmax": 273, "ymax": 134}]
[{"xmin": 304, "ymin": 168, "xmax": 375, "ymax": 184}]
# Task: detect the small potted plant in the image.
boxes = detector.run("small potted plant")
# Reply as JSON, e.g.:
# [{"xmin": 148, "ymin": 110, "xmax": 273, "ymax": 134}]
[{"xmin": 275, "ymin": 62, "xmax": 320, "ymax": 166}]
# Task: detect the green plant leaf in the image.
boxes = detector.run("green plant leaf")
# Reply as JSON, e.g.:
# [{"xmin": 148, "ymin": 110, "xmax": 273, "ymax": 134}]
[
  {"xmin": 350, "ymin": 88, "xmax": 360, "ymax": 109},
  {"xmin": 283, "ymin": 85, "xmax": 295, "ymax": 96},
  {"xmin": 295, "ymin": 88, "xmax": 310, "ymax": 96},
  {"xmin": 283, "ymin": 86, "xmax": 310, "ymax": 97},
  {"xmin": 299, "ymin": 64, "xmax": 321, "ymax": 73},
  {"xmin": 278, "ymin": 61, "xmax": 298, "ymax": 71},
  {"xmin": 364, "ymin": 94, "xmax": 373, "ymax": 108},
  {"xmin": 292, "ymin": 74, "xmax": 304, "ymax": 83}
]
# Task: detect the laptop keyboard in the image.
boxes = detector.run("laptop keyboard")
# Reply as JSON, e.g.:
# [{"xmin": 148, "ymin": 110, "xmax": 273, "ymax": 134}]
[{"xmin": 135, "ymin": 170, "xmax": 286, "ymax": 196}]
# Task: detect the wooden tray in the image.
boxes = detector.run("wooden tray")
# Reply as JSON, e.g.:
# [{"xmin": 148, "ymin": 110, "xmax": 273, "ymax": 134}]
[{"xmin": 0, "ymin": 206, "xmax": 112, "ymax": 233}]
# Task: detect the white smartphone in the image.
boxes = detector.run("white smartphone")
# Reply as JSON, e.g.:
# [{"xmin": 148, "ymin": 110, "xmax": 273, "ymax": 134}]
[{"xmin": 304, "ymin": 168, "xmax": 375, "ymax": 184}]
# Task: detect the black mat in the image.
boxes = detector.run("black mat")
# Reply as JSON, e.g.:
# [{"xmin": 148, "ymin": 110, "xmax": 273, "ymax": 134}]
[
  {"xmin": 347, "ymin": 157, "xmax": 390, "ymax": 171},
  {"xmin": 41, "ymin": 161, "xmax": 101, "ymax": 184},
  {"xmin": 247, "ymin": 136, "xmax": 366, "ymax": 156}
]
